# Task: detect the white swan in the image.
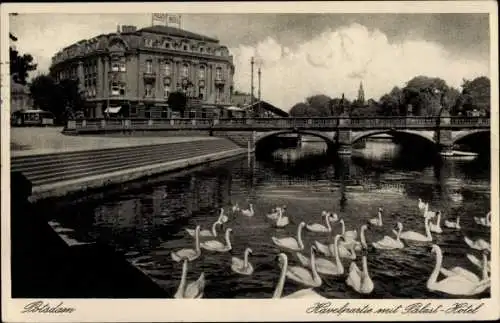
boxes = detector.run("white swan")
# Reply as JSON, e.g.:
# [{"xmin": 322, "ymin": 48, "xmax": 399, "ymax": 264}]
[
  {"xmin": 174, "ymin": 259, "xmax": 205, "ymax": 299},
  {"xmin": 232, "ymin": 203, "xmax": 240, "ymax": 212},
  {"xmin": 186, "ymin": 221, "xmax": 221, "ymax": 238},
  {"xmin": 450, "ymin": 192, "xmax": 463, "ymax": 202},
  {"xmin": 429, "ymin": 211, "xmax": 443, "ymax": 234},
  {"xmin": 464, "ymin": 236, "xmax": 491, "ymax": 251},
  {"xmin": 286, "ymin": 246, "xmax": 322, "ymax": 287},
  {"xmin": 399, "ymin": 217, "xmax": 433, "ymax": 242},
  {"xmin": 297, "ymin": 235, "xmax": 345, "ymax": 276},
  {"xmin": 272, "ymin": 222, "xmax": 305, "ymax": 251},
  {"xmin": 467, "ymin": 252, "xmax": 491, "ymax": 276},
  {"xmin": 200, "ymin": 228, "xmax": 233, "ymax": 252},
  {"xmin": 323, "ymin": 211, "xmax": 339, "ymax": 223},
  {"xmin": 426, "ymin": 244, "xmax": 490, "ymax": 296},
  {"xmin": 171, "ymin": 225, "xmax": 201, "ymax": 262},
  {"xmin": 275, "ymin": 209, "xmax": 289, "ymax": 228},
  {"xmin": 306, "ymin": 212, "xmax": 334, "ymax": 233},
  {"xmin": 423, "ymin": 203, "xmax": 436, "ymax": 219},
  {"xmin": 444, "ymin": 216, "xmax": 461, "ymax": 229},
  {"xmin": 373, "ymin": 222, "xmax": 404, "ymax": 250},
  {"xmin": 241, "ymin": 204, "xmax": 254, "ymax": 217},
  {"xmin": 267, "ymin": 205, "xmax": 287, "ymax": 220},
  {"xmin": 418, "ymin": 198, "xmax": 427, "ymax": 211},
  {"xmin": 231, "ymin": 247, "xmax": 254, "ymax": 275},
  {"xmin": 346, "ymin": 252, "xmax": 374, "ymax": 294},
  {"xmin": 272, "ymin": 253, "xmax": 327, "ymax": 299},
  {"xmin": 474, "ymin": 212, "xmax": 491, "ymax": 227},
  {"xmin": 339, "ymin": 218, "xmax": 358, "ymax": 241},
  {"xmin": 369, "ymin": 208, "xmax": 383, "ymax": 227}
]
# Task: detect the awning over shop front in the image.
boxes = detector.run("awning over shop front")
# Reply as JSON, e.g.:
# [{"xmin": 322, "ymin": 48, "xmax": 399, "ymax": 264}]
[{"xmin": 105, "ymin": 106, "xmax": 122, "ymax": 114}]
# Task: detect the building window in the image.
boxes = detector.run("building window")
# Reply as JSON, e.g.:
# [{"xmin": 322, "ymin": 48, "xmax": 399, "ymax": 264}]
[
  {"xmin": 198, "ymin": 65, "xmax": 206, "ymax": 79},
  {"xmin": 200, "ymin": 47, "xmax": 204, "ymax": 53},
  {"xmin": 164, "ymin": 85, "xmax": 170, "ymax": 99},
  {"xmin": 146, "ymin": 60, "xmax": 153, "ymax": 74},
  {"xmin": 215, "ymin": 67, "xmax": 222, "ymax": 80},
  {"xmin": 161, "ymin": 108, "xmax": 169, "ymax": 118},
  {"xmin": 111, "ymin": 62, "xmax": 120, "ymax": 72},
  {"xmin": 164, "ymin": 61, "xmax": 171, "ymax": 75},
  {"xmin": 111, "ymin": 82, "xmax": 121, "ymax": 96},
  {"xmin": 183, "ymin": 45, "xmax": 188, "ymax": 51},
  {"xmin": 163, "ymin": 41, "xmax": 170, "ymax": 49},
  {"xmin": 145, "ymin": 39, "xmax": 154, "ymax": 47},
  {"xmin": 198, "ymin": 86, "xmax": 205, "ymax": 100},
  {"xmin": 130, "ymin": 106, "xmax": 137, "ymax": 115},
  {"xmin": 182, "ymin": 64, "xmax": 189, "ymax": 78},
  {"xmin": 145, "ymin": 83, "xmax": 153, "ymax": 97},
  {"xmin": 120, "ymin": 62, "xmax": 126, "ymax": 72},
  {"xmin": 216, "ymin": 87, "xmax": 223, "ymax": 102}
]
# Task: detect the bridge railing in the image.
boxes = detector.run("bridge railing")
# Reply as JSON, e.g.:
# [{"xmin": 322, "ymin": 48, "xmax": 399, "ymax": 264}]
[{"xmin": 66, "ymin": 116, "xmax": 490, "ymax": 131}]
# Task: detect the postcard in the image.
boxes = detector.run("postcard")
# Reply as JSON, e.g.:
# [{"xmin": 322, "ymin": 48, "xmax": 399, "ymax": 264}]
[{"xmin": 1, "ymin": 1, "xmax": 498, "ymax": 322}]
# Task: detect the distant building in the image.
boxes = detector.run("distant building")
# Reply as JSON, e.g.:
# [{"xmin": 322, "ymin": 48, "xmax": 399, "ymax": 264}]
[
  {"xmin": 50, "ymin": 24, "xmax": 235, "ymax": 119},
  {"xmin": 357, "ymin": 81, "xmax": 365, "ymax": 104},
  {"xmin": 10, "ymin": 79, "xmax": 32, "ymax": 113}
]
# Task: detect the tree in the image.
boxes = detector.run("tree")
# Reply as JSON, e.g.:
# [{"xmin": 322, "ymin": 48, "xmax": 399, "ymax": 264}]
[
  {"xmin": 9, "ymin": 33, "xmax": 37, "ymax": 85},
  {"xmin": 289, "ymin": 102, "xmax": 317, "ymax": 117},
  {"xmin": 402, "ymin": 76, "xmax": 449, "ymax": 116},
  {"xmin": 461, "ymin": 76, "xmax": 490, "ymax": 115},
  {"xmin": 305, "ymin": 94, "xmax": 333, "ymax": 116},
  {"xmin": 29, "ymin": 75, "xmax": 84, "ymax": 123},
  {"xmin": 167, "ymin": 91, "xmax": 188, "ymax": 116}
]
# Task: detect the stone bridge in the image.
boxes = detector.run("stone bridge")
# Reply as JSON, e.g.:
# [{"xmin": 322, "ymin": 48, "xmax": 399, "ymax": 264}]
[{"xmin": 66, "ymin": 114, "xmax": 490, "ymax": 156}]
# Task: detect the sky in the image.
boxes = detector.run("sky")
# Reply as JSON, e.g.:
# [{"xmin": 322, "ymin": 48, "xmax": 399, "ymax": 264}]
[{"xmin": 9, "ymin": 13, "xmax": 491, "ymax": 111}]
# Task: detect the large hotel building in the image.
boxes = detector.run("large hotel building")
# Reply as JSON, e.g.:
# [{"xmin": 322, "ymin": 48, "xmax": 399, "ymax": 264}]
[{"xmin": 50, "ymin": 24, "xmax": 235, "ymax": 118}]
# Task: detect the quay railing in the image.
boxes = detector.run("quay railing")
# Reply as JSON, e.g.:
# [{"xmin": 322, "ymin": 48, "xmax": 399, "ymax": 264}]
[{"xmin": 66, "ymin": 116, "xmax": 491, "ymax": 132}]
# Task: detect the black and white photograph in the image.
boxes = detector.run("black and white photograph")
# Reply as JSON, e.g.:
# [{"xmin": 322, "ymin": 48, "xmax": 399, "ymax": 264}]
[{"xmin": 1, "ymin": 1, "xmax": 498, "ymax": 322}]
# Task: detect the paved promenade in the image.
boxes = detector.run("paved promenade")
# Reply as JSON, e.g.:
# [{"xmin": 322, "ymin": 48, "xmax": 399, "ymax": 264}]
[{"xmin": 11, "ymin": 127, "xmax": 216, "ymax": 157}]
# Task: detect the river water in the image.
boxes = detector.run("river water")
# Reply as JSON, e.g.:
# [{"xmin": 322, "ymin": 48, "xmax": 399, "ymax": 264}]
[{"xmin": 46, "ymin": 140, "xmax": 491, "ymax": 299}]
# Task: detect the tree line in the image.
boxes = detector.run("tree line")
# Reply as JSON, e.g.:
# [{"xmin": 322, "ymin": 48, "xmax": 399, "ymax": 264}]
[{"xmin": 289, "ymin": 75, "xmax": 490, "ymax": 118}]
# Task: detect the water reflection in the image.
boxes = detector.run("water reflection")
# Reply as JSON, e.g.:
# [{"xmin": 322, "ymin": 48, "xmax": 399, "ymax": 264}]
[{"xmin": 44, "ymin": 140, "xmax": 491, "ymax": 299}]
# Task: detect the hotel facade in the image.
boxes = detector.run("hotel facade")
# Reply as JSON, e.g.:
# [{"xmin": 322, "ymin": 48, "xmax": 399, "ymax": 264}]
[{"xmin": 50, "ymin": 24, "xmax": 235, "ymax": 118}]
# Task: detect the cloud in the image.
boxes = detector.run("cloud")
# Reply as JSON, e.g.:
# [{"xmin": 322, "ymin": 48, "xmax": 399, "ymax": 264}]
[{"xmin": 229, "ymin": 23, "xmax": 489, "ymax": 111}]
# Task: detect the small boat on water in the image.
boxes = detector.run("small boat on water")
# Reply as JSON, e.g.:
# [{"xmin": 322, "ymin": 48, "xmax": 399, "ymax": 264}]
[{"xmin": 443, "ymin": 150, "xmax": 478, "ymax": 160}]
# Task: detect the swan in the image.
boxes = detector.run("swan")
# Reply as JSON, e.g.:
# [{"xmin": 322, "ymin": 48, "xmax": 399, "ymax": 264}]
[
  {"xmin": 450, "ymin": 192, "xmax": 463, "ymax": 202},
  {"xmin": 418, "ymin": 198, "xmax": 427, "ymax": 211},
  {"xmin": 339, "ymin": 219, "xmax": 358, "ymax": 241},
  {"xmin": 174, "ymin": 259, "xmax": 205, "ymax": 299},
  {"xmin": 272, "ymin": 253, "xmax": 327, "ymax": 299},
  {"xmin": 444, "ymin": 216, "xmax": 461, "ymax": 229},
  {"xmin": 171, "ymin": 225, "xmax": 201, "ymax": 262},
  {"xmin": 399, "ymin": 217, "xmax": 433, "ymax": 242},
  {"xmin": 200, "ymin": 228, "xmax": 233, "ymax": 252},
  {"xmin": 373, "ymin": 222, "xmax": 404, "ymax": 250},
  {"xmin": 241, "ymin": 204, "xmax": 254, "ymax": 217},
  {"xmin": 467, "ymin": 252, "xmax": 491, "ymax": 276},
  {"xmin": 464, "ymin": 236, "xmax": 491, "ymax": 251},
  {"xmin": 423, "ymin": 203, "xmax": 437, "ymax": 219},
  {"xmin": 268, "ymin": 205, "xmax": 287, "ymax": 220},
  {"xmin": 369, "ymin": 208, "xmax": 383, "ymax": 227},
  {"xmin": 346, "ymin": 252, "xmax": 374, "ymax": 294},
  {"xmin": 297, "ymin": 235, "xmax": 345, "ymax": 276},
  {"xmin": 315, "ymin": 234, "xmax": 356, "ymax": 260},
  {"xmin": 186, "ymin": 221, "xmax": 221, "ymax": 238},
  {"xmin": 286, "ymin": 246, "xmax": 322, "ymax": 287},
  {"xmin": 340, "ymin": 224, "xmax": 367, "ymax": 258},
  {"xmin": 426, "ymin": 244, "xmax": 490, "ymax": 296},
  {"xmin": 232, "ymin": 203, "xmax": 240, "ymax": 212},
  {"xmin": 306, "ymin": 212, "xmax": 333, "ymax": 232},
  {"xmin": 429, "ymin": 211, "xmax": 443, "ymax": 234},
  {"xmin": 231, "ymin": 248, "xmax": 254, "ymax": 275},
  {"xmin": 323, "ymin": 211, "xmax": 339, "ymax": 223},
  {"xmin": 272, "ymin": 222, "xmax": 305, "ymax": 251},
  {"xmin": 474, "ymin": 212, "xmax": 491, "ymax": 227},
  {"xmin": 275, "ymin": 209, "xmax": 289, "ymax": 228}
]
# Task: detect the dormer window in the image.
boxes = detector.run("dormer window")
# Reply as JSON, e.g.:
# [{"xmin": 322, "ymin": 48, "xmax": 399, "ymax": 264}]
[{"xmin": 183, "ymin": 45, "xmax": 188, "ymax": 51}]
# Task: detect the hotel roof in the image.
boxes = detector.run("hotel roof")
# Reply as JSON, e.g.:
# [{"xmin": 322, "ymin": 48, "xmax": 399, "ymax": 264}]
[{"xmin": 138, "ymin": 25, "xmax": 219, "ymax": 43}]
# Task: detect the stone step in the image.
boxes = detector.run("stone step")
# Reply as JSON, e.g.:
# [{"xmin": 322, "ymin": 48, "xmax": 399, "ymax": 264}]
[
  {"xmin": 27, "ymin": 142, "xmax": 237, "ymax": 185},
  {"xmin": 11, "ymin": 139, "xmax": 216, "ymax": 169},
  {"xmin": 13, "ymin": 141, "xmax": 215, "ymax": 174}
]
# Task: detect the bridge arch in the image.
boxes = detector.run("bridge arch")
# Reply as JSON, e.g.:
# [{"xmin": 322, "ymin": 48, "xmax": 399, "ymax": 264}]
[
  {"xmin": 351, "ymin": 129, "xmax": 436, "ymax": 145},
  {"xmin": 452, "ymin": 129, "xmax": 490, "ymax": 144},
  {"xmin": 255, "ymin": 130, "xmax": 335, "ymax": 146}
]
